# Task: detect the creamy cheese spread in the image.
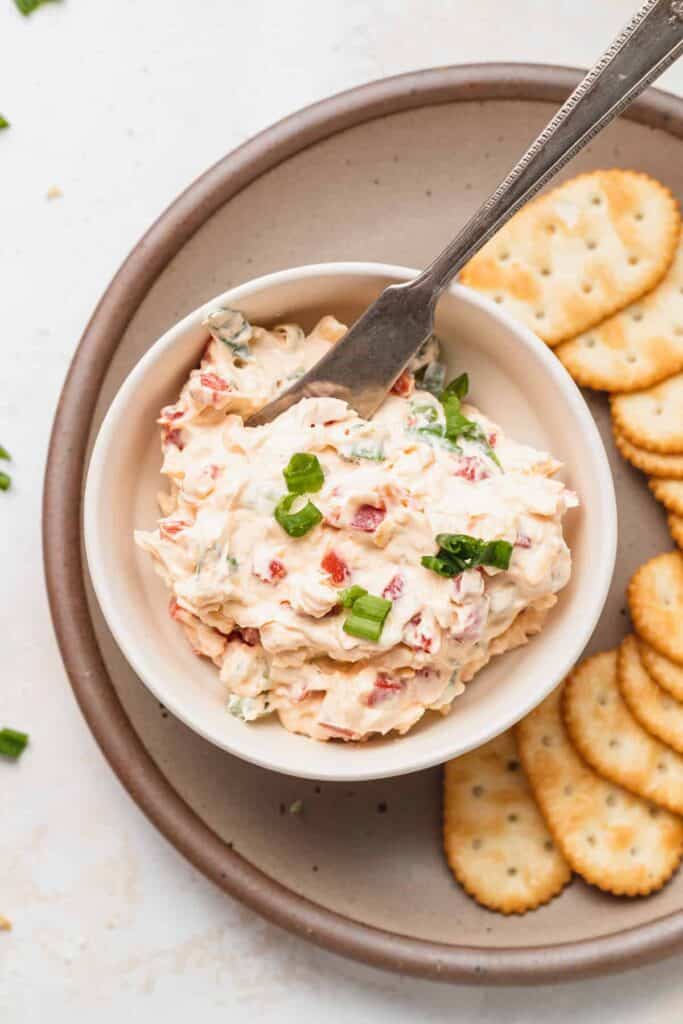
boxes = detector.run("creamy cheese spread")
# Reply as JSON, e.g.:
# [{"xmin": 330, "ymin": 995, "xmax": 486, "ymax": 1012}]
[{"xmin": 136, "ymin": 308, "xmax": 577, "ymax": 742}]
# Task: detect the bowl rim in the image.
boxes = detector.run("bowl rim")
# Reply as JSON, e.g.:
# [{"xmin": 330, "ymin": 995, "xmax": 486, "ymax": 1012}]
[
  {"xmin": 44, "ymin": 63, "xmax": 683, "ymax": 982},
  {"xmin": 83, "ymin": 259, "xmax": 616, "ymax": 782}
]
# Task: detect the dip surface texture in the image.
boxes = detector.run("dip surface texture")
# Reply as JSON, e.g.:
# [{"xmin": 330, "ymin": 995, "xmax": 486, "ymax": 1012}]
[{"xmin": 136, "ymin": 309, "xmax": 577, "ymax": 742}]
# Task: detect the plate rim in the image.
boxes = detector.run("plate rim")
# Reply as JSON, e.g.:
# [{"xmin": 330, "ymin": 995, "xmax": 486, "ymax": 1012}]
[{"xmin": 43, "ymin": 62, "xmax": 683, "ymax": 984}]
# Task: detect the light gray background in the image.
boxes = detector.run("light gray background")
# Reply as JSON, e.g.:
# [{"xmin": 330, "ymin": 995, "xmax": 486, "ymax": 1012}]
[{"xmin": 2, "ymin": 1, "xmax": 683, "ymax": 1019}]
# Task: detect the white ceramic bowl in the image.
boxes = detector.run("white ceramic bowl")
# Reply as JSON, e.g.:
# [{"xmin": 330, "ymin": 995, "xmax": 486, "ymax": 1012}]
[{"xmin": 84, "ymin": 262, "xmax": 616, "ymax": 781}]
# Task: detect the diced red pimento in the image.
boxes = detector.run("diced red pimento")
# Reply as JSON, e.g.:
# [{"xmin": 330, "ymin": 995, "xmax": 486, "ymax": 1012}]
[
  {"xmin": 364, "ymin": 672, "xmax": 405, "ymax": 707},
  {"xmin": 515, "ymin": 533, "xmax": 532, "ymax": 549},
  {"xmin": 209, "ymin": 464, "xmax": 222, "ymax": 480},
  {"xmin": 382, "ymin": 573, "xmax": 404, "ymax": 600},
  {"xmin": 351, "ymin": 504, "xmax": 386, "ymax": 532},
  {"xmin": 227, "ymin": 626, "xmax": 260, "ymax": 646},
  {"xmin": 163, "ymin": 426, "xmax": 185, "ymax": 450},
  {"xmin": 454, "ymin": 456, "xmax": 490, "ymax": 482},
  {"xmin": 405, "ymin": 612, "xmax": 433, "ymax": 652},
  {"xmin": 487, "ymin": 431, "xmax": 497, "ymax": 448},
  {"xmin": 159, "ymin": 518, "xmax": 192, "ymax": 540},
  {"xmin": 391, "ymin": 370, "xmax": 415, "ymax": 397},
  {"xmin": 200, "ymin": 372, "xmax": 231, "ymax": 392},
  {"xmin": 168, "ymin": 597, "xmax": 181, "ymax": 620},
  {"xmin": 321, "ymin": 550, "xmax": 350, "ymax": 585},
  {"xmin": 269, "ymin": 558, "xmax": 287, "ymax": 581},
  {"xmin": 160, "ymin": 405, "xmax": 184, "ymax": 422},
  {"xmin": 254, "ymin": 558, "xmax": 287, "ymax": 583},
  {"xmin": 453, "ymin": 604, "xmax": 485, "ymax": 643}
]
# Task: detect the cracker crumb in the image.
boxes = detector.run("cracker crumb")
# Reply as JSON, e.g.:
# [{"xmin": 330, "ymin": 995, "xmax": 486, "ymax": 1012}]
[
  {"xmin": 289, "ymin": 799, "xmax": 304, "ymax": 815},
  {"xmin": 46, "ymin": 185, "xmax": 63, "ymax": 200},
  {"xmin": 0, "ymin": 915, "xmax": 12, "ymax": 931}
]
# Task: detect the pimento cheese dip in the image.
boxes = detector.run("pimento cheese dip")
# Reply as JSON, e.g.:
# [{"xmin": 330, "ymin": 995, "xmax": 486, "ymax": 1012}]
[{"xmin": 135, "ymin": 308, "xmax": 577, "ymax": 742}]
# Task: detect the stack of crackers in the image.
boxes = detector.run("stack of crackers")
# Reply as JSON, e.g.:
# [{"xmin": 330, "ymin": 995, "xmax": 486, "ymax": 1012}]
[{"xmin": 444, "ymin": 169, "xmax": 683, "ymax": 914}]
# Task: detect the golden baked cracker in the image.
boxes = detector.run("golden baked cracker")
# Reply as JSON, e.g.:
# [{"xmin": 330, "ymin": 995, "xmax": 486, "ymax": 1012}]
[
  {"xmin": 614, "ymin": 427, "xmax": 683, "ymax": 479},
  {"xmin": 461, "ymin": 170, "xmax": 680, "ymax": 347},
  {"xmin": 443, "ymin": 731, "xmax": 571, "ymax": 914},
  {"xmin": 611, "ymin": 373, "xmax": 683, "ymax": 454},
  {"xmin": 618, "ymin": 635, "xmax": 683, "ymax": 755},
  {"xmin": 516, "ymin": 684, "xmax": 683, "ymax": 896},
  {"xmin": 670, "ymin": 513, "xmax": 683, "ymax": 551},
  {"xmin": 640, "ymin": 639, "xmax": 683, "ymax": 702},
  {"xmin": 563, "ymin": 647, "xmax": 683, "ymax": 814},
  {"xmin": 555, "ymin": 236, "xmax": 683, "ymax": 392},
  {"xmin": 629, "ymin": 551, "xmax": 683, "ymax": 664},
  {"xmin": 649, "ymin": 478, "xmax": 683, "ymax": 516}
]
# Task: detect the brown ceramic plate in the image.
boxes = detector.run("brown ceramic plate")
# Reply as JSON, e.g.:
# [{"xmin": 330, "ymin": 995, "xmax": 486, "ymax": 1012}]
[{"xmin": 44, "ymin": 64, "xmax": 683, "ymax": 984}]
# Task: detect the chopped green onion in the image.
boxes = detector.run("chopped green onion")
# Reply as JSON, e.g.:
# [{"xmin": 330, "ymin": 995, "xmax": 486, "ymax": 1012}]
[
  {"xmin": 0, "ymin": 445, "xmax": 10, "ymax": 460},
  {"xmin": 0, "ymin": 116, "xmax": 9, "ymax": 131},
  {"xmin": 274, "ymin": 493, "xmax": 322, "ymax": 537},
  {"xmin": 282, "ymin": 452, "xmax": 324, "ymax": 494},
  {"xmin": 14, "ymin": 0, "xmax": 59, "ymax": 14},
  {"xmin": 205, "ymin": 307, "xmax": 252, "ymax": 358},
  {"xmin": 343, "ymin": 592, "xmax": 392, "ymax": 642},
  {"xmin": 420, "ymin": 553, "xmax": 461, "ymax": 577},
  {"xmin": 421, "ymin": 534, "xmax": 513, "ymax": 577},
  {"xmin": 339, "ymin": 585, "xmax": 367, "ymax": 608},
  {"xmin": 437, "ymin": 375, "xmax": 502, "ymax": 468},
  {"xmin": 441, "ymin": 373, "xmax": 469, "ymax": 402},
  {"xmin": 442, "ymin": 395, "xmax": 471, "ymax": 442},
  {"xmin": 0, "ymin": 728, "xmax": 28, "ymax": 760},
  {"xmin": 348, "ymin": 443, "xmax": 384, "ymax": 461},
  {"xmin": 415, "ymin": 361, "xmax": 446, "ymax": 396},
  {"xmin": 0, "ymin": 472, "xmax": 10, "ymax": 492},
  {"xmin": 227, "ymin": 694, "xmax": 270, "ymax": 721},
  {"xmin": 413, "ymin": 403, "xmax": 439, "ymax": 424}
]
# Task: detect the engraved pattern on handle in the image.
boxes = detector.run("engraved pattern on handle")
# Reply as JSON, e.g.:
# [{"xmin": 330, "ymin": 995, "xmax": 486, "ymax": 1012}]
[
  {"xmin": 251, "ymin": 0, "xmax": 683, "ymax": 427},
  {"xmin": 415, "ymin": 0, "xmax": 683, "ymax": 298},
  {"xmin": 483, "ymin": 0, "xmax": 659, "ymax": 212}
]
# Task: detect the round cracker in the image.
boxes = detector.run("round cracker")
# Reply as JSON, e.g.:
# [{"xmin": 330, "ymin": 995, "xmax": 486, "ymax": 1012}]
[
  {"xmin": 516, "ymin": 683, "xmax": 683, "ymax": 896},
  {"xmin": 640, "ymin": 639, "xmax": 683, "ymax": 702},
  {"xmin": 461, "ymin": 170, "xmax": 680, "ymax": 347},
  {"xmin": 649, "ymin": 478, "xmax": 683, "ymax": 517},
  {"xmin": 670, "ymin": 513, "xmax": 683, "ymax": 551},
  {"xmin": 618, "ymin": 634, "xmax": 683, "ymax": 754},
  {"xmin": 611, "ymin": 373, "xmax": 683, "ymax": 454},
  {"xmin": 629, "ymin": 551, "xmax": 683, "ymax": 664},
  {"xmin": 563, "ymin": 647, "xmax": 683, "ymax": 815},
  {"xmin": 443, "ymin": 731, "xmax": 571, "ymax": 914},
  {"xmin": 614, "ymin": 428, "xmax": 683, "ymax": 479},
  {"xmin": 555, "ymin": 236, "xmax": 683, "ymax": 392}
]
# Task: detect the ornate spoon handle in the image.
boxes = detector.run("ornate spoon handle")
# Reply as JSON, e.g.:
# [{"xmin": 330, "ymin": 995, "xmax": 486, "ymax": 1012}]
[{"xmin": 417, "ymin": 0, "xmax": 683, "ymax": 297}]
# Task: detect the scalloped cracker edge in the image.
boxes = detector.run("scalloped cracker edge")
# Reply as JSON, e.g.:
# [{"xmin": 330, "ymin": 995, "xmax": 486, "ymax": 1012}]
[
  {"xmin": 649, "ymin": 478, "xmax": 683, "ymax": 516},
  {"xmin": 614, "ymin": 428, "xmax": 683, "ymax": 478},
  {"xmin": 461, "ymin": 170, "xmax": 680, "ymax": 346},
  {"xmin": 517, "ymin": 682, "xmax": 683, "ymax": 896},
  {"xmin": 629, "ymin": 551, "xmax": 683, "ymax": 664},
  {"xmin": 442, "ymin": 731, "xmax": 571, "ymax": 914},
  {"xmin": 670, "ymin": 513, "xmax": 683, "ymax": 551},
  {"xmin": 618, "ymin": 635, "xmax": 683, "ymax": 755},
  {"xmin": 556, "ymin": 235, "xmax": 683, "ymax": 391},
  {"xmin": 611, "ymin": 373, "xmax": 683, "ymax": 454},
  {"xmin": 563, "ymin": 647, "xmax": 683, "ymax": 815},
  {"xmin": 640, "ymin": 639, "xmax": 683, "ymax": 702}
]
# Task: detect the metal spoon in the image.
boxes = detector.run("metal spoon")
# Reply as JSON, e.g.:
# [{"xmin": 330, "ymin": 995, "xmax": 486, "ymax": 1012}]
[{"xmin": 249, "ymin": 0, "xmax": 683, "ymax": 427}]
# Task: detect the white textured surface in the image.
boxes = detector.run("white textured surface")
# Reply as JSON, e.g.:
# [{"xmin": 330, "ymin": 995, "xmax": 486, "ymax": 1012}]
[{"xmin": 2, "ymin": 0, "xmax": 683, "ymax": 1019}]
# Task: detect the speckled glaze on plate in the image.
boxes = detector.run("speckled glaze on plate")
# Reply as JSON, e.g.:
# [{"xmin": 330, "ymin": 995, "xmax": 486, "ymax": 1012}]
[{"xmin": 44, "ymin": 65, "xmax": 683, "ymax": 984}]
